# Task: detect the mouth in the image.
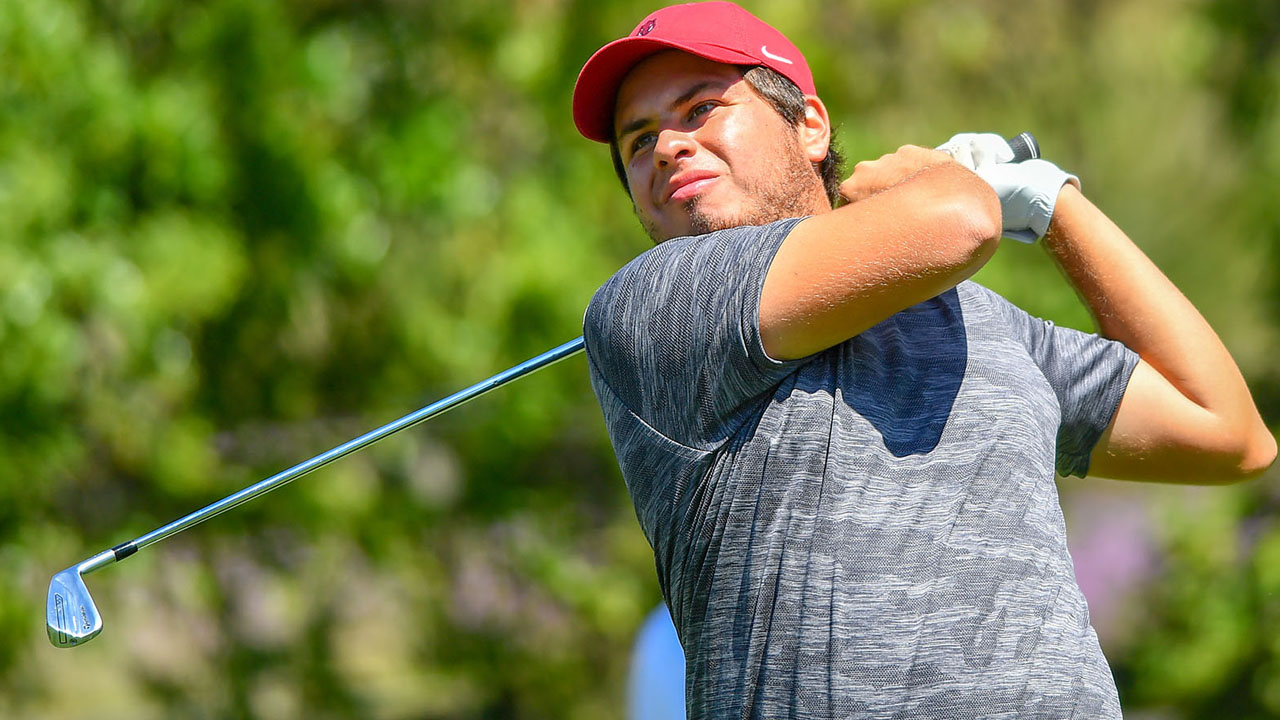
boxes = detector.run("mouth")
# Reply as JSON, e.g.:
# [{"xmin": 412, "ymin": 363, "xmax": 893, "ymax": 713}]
[{"xmin": 662, "ymin": 172, "xmax": 719, "ymax": 204}]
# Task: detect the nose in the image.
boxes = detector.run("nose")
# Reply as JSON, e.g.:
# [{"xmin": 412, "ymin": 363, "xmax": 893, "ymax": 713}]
[{"xmin": 652, "ymin": 127, "xmax": 696, "ymax": 168}]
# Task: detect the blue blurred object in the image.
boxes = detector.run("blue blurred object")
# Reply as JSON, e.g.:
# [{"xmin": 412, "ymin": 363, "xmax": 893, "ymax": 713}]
[{"xmin": 627, "ymin": 604, "xmax": 687, "ymax": 720}]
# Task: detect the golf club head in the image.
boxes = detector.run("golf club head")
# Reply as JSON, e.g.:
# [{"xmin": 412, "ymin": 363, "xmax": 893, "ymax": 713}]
[{"xmin": 47, "ymin": 565, "xmax": 102, "ymax": 648}]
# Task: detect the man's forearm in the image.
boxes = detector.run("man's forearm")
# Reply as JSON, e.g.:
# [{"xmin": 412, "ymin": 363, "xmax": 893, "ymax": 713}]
[{"xmin": 1042, "ymin": 185, "xmax": 1274, "ymax": 478}]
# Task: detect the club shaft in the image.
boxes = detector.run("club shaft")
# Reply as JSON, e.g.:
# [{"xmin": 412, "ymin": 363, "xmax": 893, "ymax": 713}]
[{"xmin": 104, "ymin": 336, "xmax": 585, "ymax": 564}]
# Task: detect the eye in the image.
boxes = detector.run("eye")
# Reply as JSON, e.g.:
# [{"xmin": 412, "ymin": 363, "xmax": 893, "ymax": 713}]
[
  {"xmin": 688, "ymin": 101, "xmax": 717, "ymax": 121},
  {"xmin": 630, "ymin": 131, "xmax": 657, "ymax": 157}
]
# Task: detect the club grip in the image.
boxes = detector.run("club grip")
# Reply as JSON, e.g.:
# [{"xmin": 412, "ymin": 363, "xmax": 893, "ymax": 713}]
[{"xmin": 1007, "ymin": 132, "xmax": 1040, "ymax": 162}]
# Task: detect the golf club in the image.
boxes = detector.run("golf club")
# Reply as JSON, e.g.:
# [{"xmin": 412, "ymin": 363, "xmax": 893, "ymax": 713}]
[{"xmin": 47, "ymin": 336, "xmax": 585, "ymax": 647}]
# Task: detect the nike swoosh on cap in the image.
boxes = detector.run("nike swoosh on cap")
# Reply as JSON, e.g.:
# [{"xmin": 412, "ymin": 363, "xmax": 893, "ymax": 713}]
[{"xmin": 760, "ymin": 45, "xmax": 794, "ymax": 65}]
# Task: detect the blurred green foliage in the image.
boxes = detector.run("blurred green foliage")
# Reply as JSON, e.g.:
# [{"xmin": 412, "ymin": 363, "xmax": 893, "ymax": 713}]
[{"xmin": 1, "ymin": 0, "xmax": 1277, "ymax": 717}]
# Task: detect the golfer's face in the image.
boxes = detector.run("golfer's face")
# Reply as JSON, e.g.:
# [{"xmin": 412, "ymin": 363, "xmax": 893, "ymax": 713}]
[{"xmin": 613, "ymin": 52, "xmax": 808, "ymax": 242}]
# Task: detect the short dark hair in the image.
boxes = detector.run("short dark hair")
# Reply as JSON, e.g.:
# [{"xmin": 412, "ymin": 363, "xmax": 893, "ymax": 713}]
[{"xmin": 608, "ymin": 65, "xmax": 844, "ymax": 206}]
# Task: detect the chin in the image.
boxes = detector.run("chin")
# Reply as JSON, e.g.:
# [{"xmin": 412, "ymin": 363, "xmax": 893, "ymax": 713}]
[
  {"xmin": 683, "ymin": 197, "xmax": 739, "ymax": 235},
  {"xmin": 640, "ymin": 197, "xmax": 763, "ymax": 243}
]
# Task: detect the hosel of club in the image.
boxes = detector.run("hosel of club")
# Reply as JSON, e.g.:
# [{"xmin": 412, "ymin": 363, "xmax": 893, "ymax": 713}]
[
  {"xmin": 79, "ymin": 549, "xmax": 120, "ymax": 576},
  {"xmin": 62, "ymin": 542, "xmax": 138, "ymax": 579}
]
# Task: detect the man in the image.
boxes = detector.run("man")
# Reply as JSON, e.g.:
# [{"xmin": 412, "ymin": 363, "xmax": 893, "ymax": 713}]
[{"xmin": 573, "ymin": 2, "xmax": 1275, "ymax": 717}]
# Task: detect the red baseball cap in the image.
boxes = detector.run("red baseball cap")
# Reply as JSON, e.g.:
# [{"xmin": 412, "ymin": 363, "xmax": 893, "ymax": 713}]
[{"xmin": 572, "ymin": 2, "xmax": 816, "ymax": 143}]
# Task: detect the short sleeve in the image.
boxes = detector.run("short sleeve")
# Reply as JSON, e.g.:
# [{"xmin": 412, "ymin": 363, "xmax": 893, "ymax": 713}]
[
  {"xmin": 583, "ymin": 218, "xmax": 804, "ymax": 450},
  {"xmin": 984, "ymin": 288, "xmax": 1140, "ymax": 477}
]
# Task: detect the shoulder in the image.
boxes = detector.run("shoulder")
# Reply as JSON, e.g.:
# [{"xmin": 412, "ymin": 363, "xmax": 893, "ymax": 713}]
[
  {"xmin": 585, "ymin": 218, "xmax": 805, "ymax": 336},
  {"xmin": 581, "ymin": 218, "xmax": 809, "ymax": 447}
]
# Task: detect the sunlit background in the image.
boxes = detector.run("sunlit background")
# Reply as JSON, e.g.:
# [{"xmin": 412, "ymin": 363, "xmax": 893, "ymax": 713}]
[{"xmin": 4, "ymin": 0, "xmax": 1279, "ymax": 717}]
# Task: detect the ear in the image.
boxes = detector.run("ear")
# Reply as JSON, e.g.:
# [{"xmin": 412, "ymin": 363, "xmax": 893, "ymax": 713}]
[{"xmin": 799, "ymin": 96, "xmax": 831, "ymax": 164}]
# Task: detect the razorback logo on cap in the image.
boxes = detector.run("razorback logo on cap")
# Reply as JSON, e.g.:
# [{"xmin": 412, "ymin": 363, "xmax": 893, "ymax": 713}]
[{"xmin": 636, "ymin": 19, "xmax": 656, "ymax": 36}]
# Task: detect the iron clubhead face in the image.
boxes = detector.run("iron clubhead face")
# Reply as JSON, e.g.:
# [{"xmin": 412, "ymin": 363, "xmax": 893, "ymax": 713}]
[{"xmin": 47, "ymin": 567, "xmax": 102, "ymax": 648}]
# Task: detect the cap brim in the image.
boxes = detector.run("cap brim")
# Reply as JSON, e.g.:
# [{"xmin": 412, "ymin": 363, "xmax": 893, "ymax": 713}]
[{"xmin": 572, "ymin": 36, "xmax": 758, "ymax": 143}]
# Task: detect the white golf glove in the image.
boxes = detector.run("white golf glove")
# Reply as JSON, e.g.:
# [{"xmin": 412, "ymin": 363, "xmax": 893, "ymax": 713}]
[
  {"xmin": 936, "ymin": 132, "xmax": 1015, "ymax": 171},
  {"xmin": 938, "ymin": 132, "xmax": 1080, "ymax": 243}
]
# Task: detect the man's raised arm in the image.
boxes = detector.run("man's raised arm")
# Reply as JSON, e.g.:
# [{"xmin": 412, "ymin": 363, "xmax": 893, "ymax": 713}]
[
  {"xmin": 760, "ymin": 146, "xmax": 1002, "ymax": 361},
  {"xmin": 1043, "ymin": 185, "xmax": 1275, "ymax": 483}
]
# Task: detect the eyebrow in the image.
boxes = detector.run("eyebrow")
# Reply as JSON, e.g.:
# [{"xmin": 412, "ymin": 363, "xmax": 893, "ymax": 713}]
[{"xmin": 615, "ymin": 79, "xmax": 728, "ymax": 144}]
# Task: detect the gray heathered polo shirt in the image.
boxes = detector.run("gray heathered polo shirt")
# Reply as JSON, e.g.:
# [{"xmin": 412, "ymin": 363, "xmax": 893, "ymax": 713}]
[{"xmin": 584, "ymin": 217, "xmax": 1139, "ymax": 719}]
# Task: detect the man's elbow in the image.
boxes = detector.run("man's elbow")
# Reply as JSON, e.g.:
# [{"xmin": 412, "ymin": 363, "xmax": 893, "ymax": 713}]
[
  {"xmin": 1236, "ymin": 427, "xmax": 1278, "ymax": 481},
  {"xmin": 907, "ymin": 163, "xmax": 1002, "ymax": 264},
  {"xmin": 944, "ymin": 182, "xmax": 1002, "ymax": 261},
  {"xmin": 1202, "ymin": 425, "xmax": 1277, "ymax": 484}
]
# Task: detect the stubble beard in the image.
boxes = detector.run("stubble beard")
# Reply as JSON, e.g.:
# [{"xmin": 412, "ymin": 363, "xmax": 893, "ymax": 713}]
[{"xmin": 638, "ymin": 140, "xmax": 823, "ymax": 244}]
